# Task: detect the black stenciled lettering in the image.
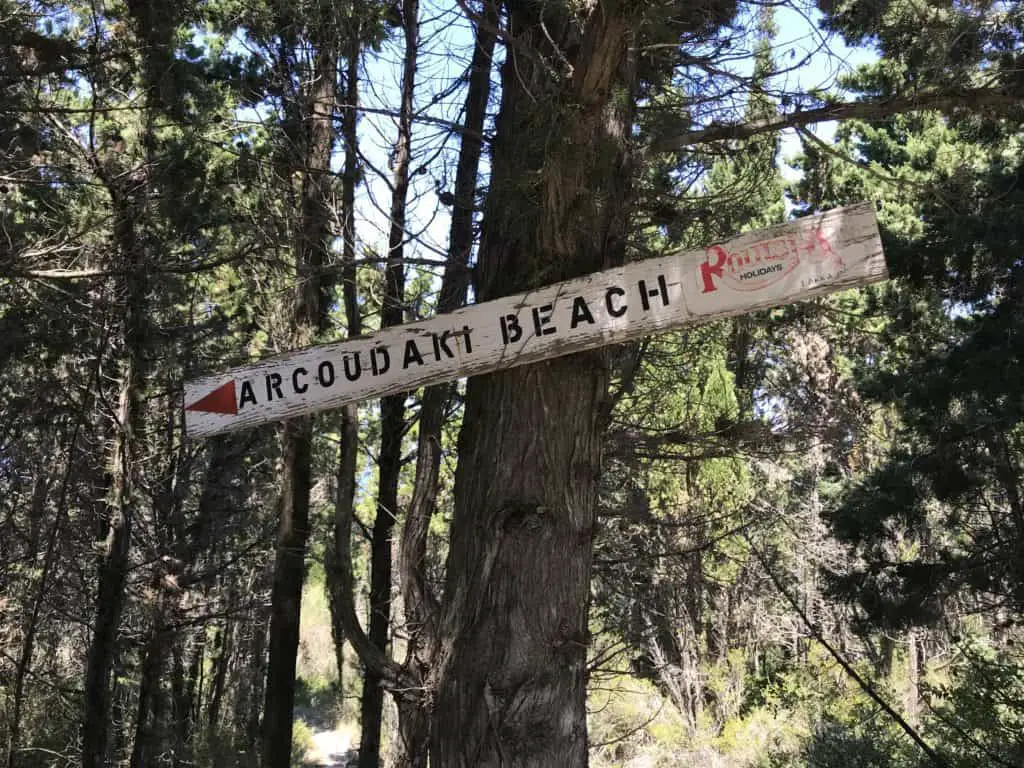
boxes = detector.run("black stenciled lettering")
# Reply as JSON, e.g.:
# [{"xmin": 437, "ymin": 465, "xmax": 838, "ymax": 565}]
[
  {"xmin": 371, "ymin": 346, "xmax": 390, "ymax": 376},
  {"xmin": 432, "ymin": 331, "xmax": 455, "ymax": 360},
  {"xmin": 500, "ymin": 314, "xmax": 523, "ymax": 344},
  {"xmin": 238, "ymin": 380, "xmax": 257, "ymax": 409},
  {"xmin": 265, "ymin": 372, "xmax": 284, "ymax": 401},
  {"xmin": 638, "ymin": 275, "xmax": 670, "ymax": 311},
  {"xmin": 570, "ymin": 296, "xmax": 595, "ymax": 328},
  {"xmin": 605, "ymin": 286, "xmax": 627, "ymax": 317},
  {"xmin": 292, "ymin": 367, "xmax": 308, "ymax": 394},
  {"xmin": 532, "ymin": 304, "xmax": 556, "ymax": 336},
  {"xmin": 318, "ymin": 360, "xmax": 335, "ymax": 387},
  {"xmin": 462, "ymin": 325, "xmax": 473, "ymax": 353},
  {"xmin": 343, "ymin": 353, "xmax": 361, "ymax": 382},
  {"xmin": 403, "ymin": 339, "xmax": 425, "ymax": 368},
  {"xmin": 656, "ymin": 275, "xmax": 669, "ymax": 305}
]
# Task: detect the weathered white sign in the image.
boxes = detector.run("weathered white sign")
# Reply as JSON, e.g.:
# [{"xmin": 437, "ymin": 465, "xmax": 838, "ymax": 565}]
[{"xmin": 185, "ymin": 203, "xmax": 886, "ymax": 437}]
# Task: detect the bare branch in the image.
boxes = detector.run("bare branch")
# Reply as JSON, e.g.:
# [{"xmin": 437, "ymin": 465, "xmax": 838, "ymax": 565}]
[
  {"xmin": 651, "ymin": 87, "xmax": 1024, "ymax": 152},
  {"xmin": 746, "ymin": 533, "xmax": 947, "ymax": 767},
  {"xmin": 400, "ymin": 0, "xmax": 499, "ymax": 674},
  {"xmin": 329, "ymin": 428, "xmax": 409, "ymax": 690}
]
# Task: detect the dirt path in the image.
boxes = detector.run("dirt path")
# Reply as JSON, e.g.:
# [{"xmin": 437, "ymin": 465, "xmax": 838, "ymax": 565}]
[{"xmin": 307, "ymin": 727, "xmax": 355, "ymax": 767}]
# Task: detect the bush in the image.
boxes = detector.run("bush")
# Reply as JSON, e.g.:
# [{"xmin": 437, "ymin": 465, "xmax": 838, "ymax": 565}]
[
  {"xmin": 292, "ymin": 719, "xmax": 316, "ymax": 767},
  {"xmin": 589, "ymin": 675, "xmax": 688, "ymax": 767}
]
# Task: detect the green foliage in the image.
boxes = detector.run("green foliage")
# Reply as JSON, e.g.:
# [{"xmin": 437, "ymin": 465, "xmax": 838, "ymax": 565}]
[
  {"xmin": 781, "ymin": 9, "xmax": 1024, "ymax": 763},
  {"xmin": 747, "ymin": 647, "xmax": 911, "ymax": 768},
  {"xmin": 291, "ymin": 719, "xmax": 317, "ymax": 767},
  {"xmin": 194, "ymin": 728, "xmax": 256, "ymax": 768},
  {"xmin": 923, "ymin": 639, "xmax": 1024, "ymax": 768},
  {"xmin": 757, "ymin": 635, "xmax": 1024, "ymax": 768},
  {"xmin": 588, "ymin": 676, "xmax": 690, "ymax": 767},
  {"xmin": 824, "ymin": 0, "xmax": 1024, "ymax": 100},
  {"xmin": 801, "ymin": 111, "xmax": 1024, "ymax": 628},
  {"xmin": 4, "ymin": 0, "xmax": 1024, "ymax": 763}
]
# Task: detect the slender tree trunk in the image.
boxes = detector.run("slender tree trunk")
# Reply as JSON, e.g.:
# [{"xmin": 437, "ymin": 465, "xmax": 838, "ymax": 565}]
[
  {"xmin": 906, "ymin": 629, "xmax": 919, "ymax": 726},
  {"xmin": 329, "ymin": 401, "xmax": 359, "ymax": 701},
  {"xmin": 81, "ymin": 317, "xmax": 137, "ymax": 768},
  {"xmin": 6, "ymin": 422, "xmax": 85, "ymax": 768},
  {"xmin": 429, "ymin": 2, "xmax": 636, "ymax": 763},
  {"xmin": 170, "ymin": 646, "xmax": 187, "ymax": 765},
  {"xmin": 130, "ymin": 592, "xmax": 168, "ymax": 768},
  {"xmin": 360, "ymin": 398, "xmax": 403, "ymax": 766},
  {"xmin": 207, "ymin": 619, "xmax": 232, "ymax": 729},
  {"xmin": 171, "ymin": 633, "xmax": 203, "ymax": 768},
  {"xmin": 359, "ymin": 2, "xmax": 417, "ymax": 763},
  {"xmin": 82, "ymin": 170, "xmax": 148, "ymax": 768},
  {"xmin": 262, "ymin": 21, "xmax": 338, "ymax": 766},
  {"xmin": 240, "ymin": 608, "xmax": 269, "ymax": 755},
  {"xmin": 194, "ymin": 442, "xmax": 235, "ymax": 735},
  {"xmin": 441, "ymin": 0, "xmax": 497, "ymax": 309},
  {"xmin": 325, "ymin": 3, "xmax": 363, "ymax": 715},
  {"xmin": 392, "ymin": 10, "xmax": 497, "ymax": 764},
  {"xmin": 263, "ymin": 418, "xmax": 314, "ymax": 768}
]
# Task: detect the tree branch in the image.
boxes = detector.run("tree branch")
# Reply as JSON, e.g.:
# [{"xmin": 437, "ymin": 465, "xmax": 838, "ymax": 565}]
[
  {"xmin": 329, "ymin": 429, "xmax": 409, "ymax": 690},
  {"xmin": 399, "ymin": 0, "xmax": 499, "ymax": 678},
  {"xmin": 652, "ymin": 87, "xmax": 1023, "ymax": 152},
  {"xmin": 745, "ymin": 533, "xmax": 947, "ymax": 767}
]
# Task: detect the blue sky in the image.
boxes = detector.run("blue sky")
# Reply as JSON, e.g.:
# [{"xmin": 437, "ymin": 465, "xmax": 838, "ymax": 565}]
[
  {"xmin": 222, "ymin": 0, "xmax": 880, "ymax": 313},
  {"xmin": 350, "ymin": 0, "xmax": 880, "ymax": 264},
  {"xmin": 772, "ymin": 3, "xmax": 878, "ymax": 178}
]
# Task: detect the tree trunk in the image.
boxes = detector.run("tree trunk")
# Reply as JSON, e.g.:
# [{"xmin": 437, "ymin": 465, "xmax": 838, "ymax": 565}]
[
  {"xmin": 239, "ymin": 607, "xmax": 269, "ymax": 755},
  {"xmin": 82, "ymin": 167, "xmax": 148, "ymax": 768},
  {"xmin": 328, "ymin": 401, "xmax": 359, "ymax": 704},
  {"xmin": 393, "ymin": 697, "xmax": 431, "ymax": 768},
  {"xmin": 171, "ymin": 633, "xmax": 204, "ymax": 768},
  {"xmin": 324, "ymin": 0, "xmax": 639, "ymax": 762},
  {"xmin": 389, "ymin": 7, "xmax": 497, "ymax": 766},
  {"xmin": 207, "ymin": 619, "xmax": 231, "ymax": 729},
  {"xmin": 325, "ymin": 1, "xmax": 362, "ymax": 718},
  {"xmin": 261, "ymin": 19, "xmax": 338, "ymax": 766},
  {"xmin": 262, "ymin": 417, "xmax": 314, "ymax": 768},
  {"xmin": 359, "ymin": 0, "xmax": 417, "ymax": 761},
  {"xmin": 197, "ymin": 443, "xmax": 235, "ymax": 734},
  {"xmin": 906, "ymin": 629, "xmax": 919, "ymax": 726},
  {"xmin": 81, "ymin": 327, "xmax": 136, "ymax": 768},
  {"xmin": 431, "ymin": 359, "xmax": 608, "ymax": 766},
  {"xmin": 130, "ymin": 593, "xmax": 168, "ymax": 768},
  {"xmin": 429, "ymin": 1, "xmax": 636, "ymax": 763},
  {"xmin": 359, "ymin": 397, "xmax": 403, "ymax": 767}
]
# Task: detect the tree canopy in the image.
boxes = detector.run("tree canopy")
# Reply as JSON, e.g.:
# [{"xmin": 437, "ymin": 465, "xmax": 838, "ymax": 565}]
[{"xmin": 1, "ymin": 0, "xmax": 1023, "ymax": 766}]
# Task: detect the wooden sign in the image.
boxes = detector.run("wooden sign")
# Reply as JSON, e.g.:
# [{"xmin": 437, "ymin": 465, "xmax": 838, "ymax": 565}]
[{"xmin": 185, "ymin": 203, "xmax": 886, "ymax": 437}]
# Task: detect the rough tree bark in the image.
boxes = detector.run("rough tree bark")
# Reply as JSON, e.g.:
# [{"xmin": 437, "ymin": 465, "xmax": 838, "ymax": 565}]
[
  {"xmin": 429, "ymin": 0, "xmax": 638, "ymax": 764},
  {"xmin": 261, "ymin": 19, "xmax": 338, "ymax": 767}
]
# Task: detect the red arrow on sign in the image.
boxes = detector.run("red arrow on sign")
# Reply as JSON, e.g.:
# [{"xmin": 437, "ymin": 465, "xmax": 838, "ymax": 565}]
[{"xmin": 185, "ymin": 380, "xmax": 237, "ymax": 416}]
